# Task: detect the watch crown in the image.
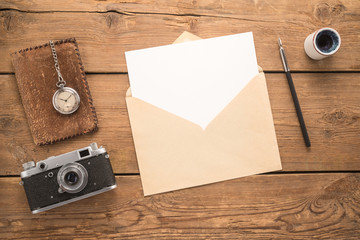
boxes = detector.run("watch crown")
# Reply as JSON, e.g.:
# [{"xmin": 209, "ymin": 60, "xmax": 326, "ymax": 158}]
[{"xmin": 22, "ymin": 161, "xmax": 36, "ymax": 171}]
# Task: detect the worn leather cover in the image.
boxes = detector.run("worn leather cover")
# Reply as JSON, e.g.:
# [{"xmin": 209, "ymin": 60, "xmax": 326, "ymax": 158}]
[{"xmin": 11, "ymin": 38, "xmax": 98, "ymax": 145}]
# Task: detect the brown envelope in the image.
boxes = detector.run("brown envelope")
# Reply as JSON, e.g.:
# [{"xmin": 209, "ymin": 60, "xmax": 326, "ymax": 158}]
[{"xmin": 126, "ymin": 32, "xmax": 282, "ymax": 196}]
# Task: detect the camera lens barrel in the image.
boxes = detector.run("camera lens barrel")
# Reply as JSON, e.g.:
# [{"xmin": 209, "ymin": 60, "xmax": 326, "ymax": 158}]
[{"xmin": 57, "ymin": 163, "xmax": 88, "ymax": 194}]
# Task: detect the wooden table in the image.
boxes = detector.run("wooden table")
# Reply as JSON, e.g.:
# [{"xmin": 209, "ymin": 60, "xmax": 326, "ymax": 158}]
[{"xmin": 1, "ymin": 1, "xmax": 359, "ymax": 239}]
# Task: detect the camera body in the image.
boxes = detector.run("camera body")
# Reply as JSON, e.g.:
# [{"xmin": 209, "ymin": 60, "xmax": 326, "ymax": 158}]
[{"xmin": 20, "ymin": 143, "xmax": 117, "ymax": 214}]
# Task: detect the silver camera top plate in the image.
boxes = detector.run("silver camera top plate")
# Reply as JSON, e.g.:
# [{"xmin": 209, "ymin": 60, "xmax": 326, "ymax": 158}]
[{"xmin": 20, "ymin": 143, "xmax": 106, "ymax": 178}]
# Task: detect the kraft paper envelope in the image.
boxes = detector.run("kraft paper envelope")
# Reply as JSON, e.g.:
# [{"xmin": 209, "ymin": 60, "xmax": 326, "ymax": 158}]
[{"xmin": 126, "ymin": 32, "xmax": 282, "ymax": 196}]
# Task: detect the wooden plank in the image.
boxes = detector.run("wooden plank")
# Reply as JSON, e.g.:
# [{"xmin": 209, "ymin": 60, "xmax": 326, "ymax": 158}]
[
  {"xmin": 0, "ymin": 173, "xmax": 359, "ymax": 239},
  {"xmin": 1, "ymin": 73, "xmax": 360, "ymax": 175},
  {"xmin": 0, "ymin": 74, "xmax": 137, "ymax": 175},
  {"xmin": 1, "ymin": 0, "xmax": 360, "ymax": 72},
  {"xmin": 1, "ymin": 0, "xmax": 359, "ymax": 22},
  {"xmin": 269, "ymin": 73, "xmax": 360, "ymax": 171}
]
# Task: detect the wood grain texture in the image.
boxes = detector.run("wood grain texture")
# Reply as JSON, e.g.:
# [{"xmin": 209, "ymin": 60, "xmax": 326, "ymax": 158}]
[
  {"xmin": 1, "ymin": 73, "xmax": 360, "ymax": 175},
  {"xmin": 0, "ymin": 174, "xmax": 359, "ymax": 239},
  {"xmin": 1, "ymin": 0, "xmax": 360, "ymax": 72},
  {"xmin": 1, "ymin": 1, "xmax": 359, "ymax": 239}
]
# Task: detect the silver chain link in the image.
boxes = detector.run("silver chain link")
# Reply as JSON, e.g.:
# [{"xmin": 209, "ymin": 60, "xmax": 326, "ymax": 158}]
[{"xmin": 49, "ymin": 40, "xmax": 66, "ymax": 88}]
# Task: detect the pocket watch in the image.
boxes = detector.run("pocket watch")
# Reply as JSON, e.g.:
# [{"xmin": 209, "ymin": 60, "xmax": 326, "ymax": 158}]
[
  {"xmin": 52, "ymin": 86, "xmax": 80, "ymax": 114},
  {"xmin": 49, "ymin": 40, "xmax": 80, "ymax": 114}
]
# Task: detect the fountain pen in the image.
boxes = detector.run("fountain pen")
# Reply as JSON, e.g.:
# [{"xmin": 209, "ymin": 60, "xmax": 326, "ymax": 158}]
[{"xmin": 278, "ymin": 38, "xmax": 311, "ymax": 147}]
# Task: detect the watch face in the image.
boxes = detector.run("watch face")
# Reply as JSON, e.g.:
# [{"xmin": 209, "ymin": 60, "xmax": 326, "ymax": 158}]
[{"xmin": 53, "ymin": 87, "xmax": 80, "ymax": 114}]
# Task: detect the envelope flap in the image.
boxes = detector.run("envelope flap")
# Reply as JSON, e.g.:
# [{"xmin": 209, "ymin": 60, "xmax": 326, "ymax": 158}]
[
  {"xmin": 126, "ymin": 87, "xmax": 132, "ymax": 97},
  {"xmin": 173, "ymin": 31, "xmax": 202, "ymax": 44}
]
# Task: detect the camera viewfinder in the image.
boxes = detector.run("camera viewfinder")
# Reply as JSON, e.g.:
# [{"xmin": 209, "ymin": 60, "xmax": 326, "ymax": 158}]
[{"xmin": 79, "ymin": 149, "xmax": 90, "ymax": 158}]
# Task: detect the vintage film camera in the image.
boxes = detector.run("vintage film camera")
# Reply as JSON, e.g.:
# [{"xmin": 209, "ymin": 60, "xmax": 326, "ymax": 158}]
[{"xmin": 20, "ymin": 143, "xmax": 117, "ymax": 214}]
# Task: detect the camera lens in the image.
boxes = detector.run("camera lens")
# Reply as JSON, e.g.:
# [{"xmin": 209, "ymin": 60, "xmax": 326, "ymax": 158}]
[
  {"xmin": 64, "ymin": 171, "xmax": 79, "ymax": 185},
  {"xmin": 57, "ymin": 163, "xmax": 88, "ymax": 194}
]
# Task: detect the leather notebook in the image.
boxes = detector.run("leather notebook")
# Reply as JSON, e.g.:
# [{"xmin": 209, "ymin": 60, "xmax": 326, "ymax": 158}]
[{"xmin": 11, "ymin": 38, "xmax": 98, "ymax": 145}]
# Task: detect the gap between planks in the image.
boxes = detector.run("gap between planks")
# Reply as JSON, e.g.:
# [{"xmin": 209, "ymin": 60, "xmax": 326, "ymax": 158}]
[{"xmin": 2, "ymin": 171, "xmax": 360, "ymax": 178}]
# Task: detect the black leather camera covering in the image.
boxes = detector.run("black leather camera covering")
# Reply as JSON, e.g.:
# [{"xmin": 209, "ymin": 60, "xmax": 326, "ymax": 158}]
[{"xmin": 22, "ymin": 152, "xmax": 116, "ymax": 212}]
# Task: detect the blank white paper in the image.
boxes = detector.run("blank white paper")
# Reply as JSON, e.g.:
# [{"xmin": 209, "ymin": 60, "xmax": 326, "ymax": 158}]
[{"xmin": 125, "ymin": 32, "xmax": 259, "ymax": 129}]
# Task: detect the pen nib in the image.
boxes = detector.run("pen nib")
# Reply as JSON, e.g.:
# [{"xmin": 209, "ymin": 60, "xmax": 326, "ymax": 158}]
[{"xmin": 278, "ymin": 38, "xmax": 283, "ymax": 47}]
